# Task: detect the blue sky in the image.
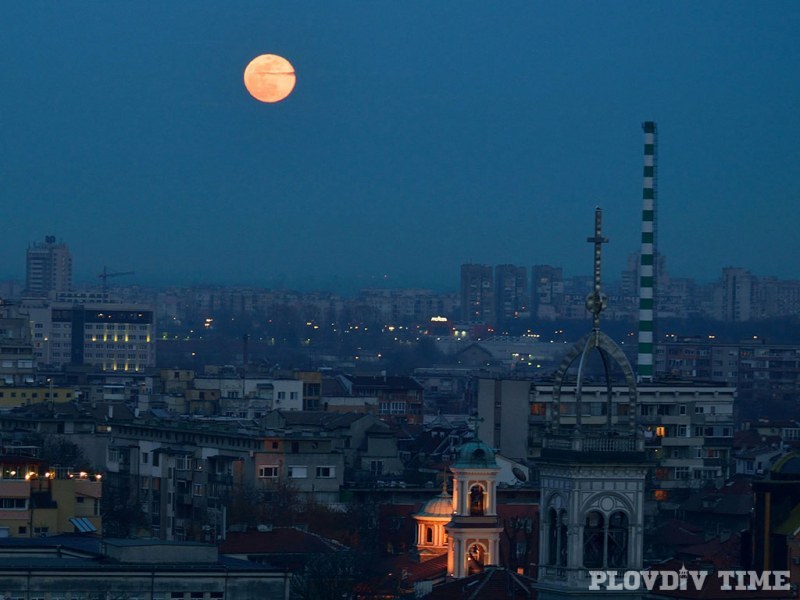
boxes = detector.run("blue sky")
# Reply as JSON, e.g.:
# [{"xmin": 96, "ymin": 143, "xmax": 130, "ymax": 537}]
[{"xmin": 2, "ymin": 2, "xmax": 798, "ymax": 291}]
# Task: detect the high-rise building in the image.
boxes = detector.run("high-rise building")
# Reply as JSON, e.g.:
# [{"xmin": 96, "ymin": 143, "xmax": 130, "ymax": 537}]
[
  {"xmin": 531, "ymin": 265, "xmax": 564, "ymax": 320},
  {"xmin": 459, "ymin": 264, "xmax": 494, "ymax": 324},
  {"xmin": 494, "ymin": 264, "xmax": 529, "ymax": 327},
  {"xmin": 717, "ymin": 267, "xmax": 754, "ymax": 322},
  {"xmin": 25, "ymin": 236, "xmax": 72, "ymax": 298}
]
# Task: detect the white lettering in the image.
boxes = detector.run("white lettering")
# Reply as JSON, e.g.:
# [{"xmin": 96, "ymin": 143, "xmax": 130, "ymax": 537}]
[
  {"xmin": 735, "ymin": 570, "xmax": 748, "ymax": 590},
  {"xmin": 719, "ymin": 571, "xmax": 735, "ymax": 590},
  {"xmin": 661, "ymin": 572, "xmax": 679, "ymax": 590},
  {"xmin": 689, "ymin": 570, "xmax": 708, "ymax": 590},
  {"xmin": 607, "ymin": 572, "xmax": 624, "ymax": 591},
  {"xmin": 773, "ymin": 571, "xmax": 790, "ymax": 591},
  {"xmin": 748, "ymin": 571, "xmax": 770, "ymax": 591},
  {"xmin": 640, "ymin": 570, "xmax": 659, "ymax": 590},
  {"xmin": 623, "ymin": 571, "xmax": 640, "ymax": 590},
  {"xmin": 589, "ymin": 571, "xmax": 607, "ymax": 590}
]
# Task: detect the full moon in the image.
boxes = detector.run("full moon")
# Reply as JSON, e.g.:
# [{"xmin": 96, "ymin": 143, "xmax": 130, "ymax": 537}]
[{"xmin": 243, "ymin": 54, "xmax": 296, "ymax": 103}]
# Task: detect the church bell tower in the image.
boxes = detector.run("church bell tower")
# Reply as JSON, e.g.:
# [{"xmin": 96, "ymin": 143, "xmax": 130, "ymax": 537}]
[
  {"xmin": 445, "ymin": 439, "xmax": 503, "ymax": 579},
  {"xmin": 536, "ymin": 209, "xmax": 649, "ymax": 600}
]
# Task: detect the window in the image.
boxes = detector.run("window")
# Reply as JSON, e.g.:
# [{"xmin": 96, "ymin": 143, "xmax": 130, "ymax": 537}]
[
  {"xmin": 0, "ymin": 498, "xmax": 27, "ymax": 510},
  {"xmin": 258, "ymin": 465, "xmax": 278, "ymax": 479},
  {"xmin": 193, "ymin": 483, "xmax": 203, "ymax": 497},
  {"xmin": 469, "ymin": 485, "xmax": 486, "ymax": 516},
  {"xmin": 674, "ymin": 466, "xmax": 690, "ymax": 480},
  {"xmin": 316, "ymin": 466, "xmax": 335, "ymax": 478},
  {"xmin": 370, "ymin": 460, "xmax": 383, "ymax": 476},
  {"xmin": 530, "ymin": 403, "xmax": 546, "ymax": 416},
  {"xmin": 695, "ymin": 406, "xmax": 705, "ymax": 414},
  {"xmin": 277, "ymin": 391, "xmax": 286, "ymax": 400},
  {"xmin": 290, "ymin": 391, "xmax": 298, "ymax": 400},
  {"xmin": 141, "ymin": 452, "xmax": 149, "ymax": 464},
  {"xmin": 288, "ymin": 466, "xmax": 307, "ymax": 478}
]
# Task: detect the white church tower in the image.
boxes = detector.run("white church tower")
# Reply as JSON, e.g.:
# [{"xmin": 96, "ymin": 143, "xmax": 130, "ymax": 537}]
[
  {"xmin": 536, "ymin": 209, "xmax": 648, "ymax": 600},
  {"xmin": 445, "ymin": 439, "xmax": 503, "ymax": 579}
]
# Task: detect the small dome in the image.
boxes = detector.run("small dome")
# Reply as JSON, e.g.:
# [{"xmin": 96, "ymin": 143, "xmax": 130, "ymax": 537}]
[
  {"xmin": 452, "ymin": 439, "xmax": 497, "ymax": 469},
  {"xmin": 415, "ymin": 490, "xmax": 453, "ymax": 518}
]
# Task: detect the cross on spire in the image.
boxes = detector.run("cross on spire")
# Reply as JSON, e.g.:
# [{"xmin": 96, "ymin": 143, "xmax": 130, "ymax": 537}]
[
  {"xmin": 585, "ymin": 207, "xmax": 609, "ymax": 330},
  {"xmin": 468, "ymin": 414, "xmax": 484, "ymax": 439}
]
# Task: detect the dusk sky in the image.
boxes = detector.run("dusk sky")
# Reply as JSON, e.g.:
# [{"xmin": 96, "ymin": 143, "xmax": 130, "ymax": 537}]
[{"xmin": 2, "ymin": 2, "xmax": 798, "ymax": 292}]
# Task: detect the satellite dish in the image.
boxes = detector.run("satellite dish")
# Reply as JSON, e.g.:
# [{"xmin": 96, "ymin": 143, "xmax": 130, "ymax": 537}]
[{"xmin": 512, "ymin": 467, "xmax": 527, "ymax": 482}]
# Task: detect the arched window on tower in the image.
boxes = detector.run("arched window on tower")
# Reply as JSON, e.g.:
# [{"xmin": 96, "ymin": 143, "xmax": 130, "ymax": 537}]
[
  {"xmin": 426, "ymin": 526, "xmax": 433, "ymax": 544},
  {"xmin": 558, "ymin": 509, "xmax": 568, "ymax": 568},
  {"xmin": 607, "ymin": 511, "xmax": 629, "ymax": 568},
  {"xmin": 547, "ymin": 507, "xmax": 568, "ymax": 571},
  {"xmin": 469, "ymin": 485, "xmax": 485, "ymax": 516},
  {"xmin": 583, "ymin": 511, "xmax": 605, "ymax": 568},
  {"xmin": 547, "ymin": 508, "xmax": 558, "ymax": 566}
]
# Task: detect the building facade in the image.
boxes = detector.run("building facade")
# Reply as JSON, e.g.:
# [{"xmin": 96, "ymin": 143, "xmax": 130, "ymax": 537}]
[
  {"xmin": 25, "ymin": 302, "xmax": 156, "ymax": 371},
  {"xmin": 25, "ymin": 236, "xmax": 72, "ymax": 298},
  {"xmin": 460, "ymin": 264, "xmax": 495, "ymax": 324}
]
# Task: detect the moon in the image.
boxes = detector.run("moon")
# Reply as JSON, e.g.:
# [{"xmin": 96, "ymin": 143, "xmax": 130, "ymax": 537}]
[{"xmin": 243, "ymin": 54, "xmax": 296, "ymax": 103}]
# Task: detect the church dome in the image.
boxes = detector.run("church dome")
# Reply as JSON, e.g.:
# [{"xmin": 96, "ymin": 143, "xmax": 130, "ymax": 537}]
[
  {"xmin": 415, "ymin": 490, "xmax": 453, "ymax": 519},
  {"xmin": 452, "ymin": 439, "xmax": 497, "ymax": 469}
]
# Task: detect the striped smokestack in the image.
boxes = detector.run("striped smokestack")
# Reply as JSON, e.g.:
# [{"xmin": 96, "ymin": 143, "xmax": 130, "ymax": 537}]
[{"xmin": 637, "ymin": 121, "xmax": 657, "ymax": 382}]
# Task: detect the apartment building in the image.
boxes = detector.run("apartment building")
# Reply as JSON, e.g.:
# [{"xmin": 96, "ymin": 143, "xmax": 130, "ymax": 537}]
[
  {"xmin": 0, "ymin": 303, "xmax": 35, "ymax": 385},
  {"xmin": 25, "ymin": 236, "xmax": 72, "ymax": 298},
  {"xmin": 103, "ymin": 410, "xmax": 403, "ymax": 539},
  {"xmin": 657, "ymin": 337, "xmax": 800, "ymax": 405},
  {"xmin": 24, "ymin": 301, "xmax": 156, "ymax": 371},
  {"xmin": 460, "ymin": 264, "xmax": 495, "ymax": 324},
  {"xmin": 0, "ymin": 453, "xmax": 102, "ymax": 538},
  {"xmin": 477, "ymin": 378, "xmax": 736, "ymax": 505}
]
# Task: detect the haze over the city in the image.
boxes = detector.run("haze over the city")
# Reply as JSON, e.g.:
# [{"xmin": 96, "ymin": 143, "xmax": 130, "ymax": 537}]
[{"xmin": 2, "ymin": 2, "xmax": 799, "ymax": 291}]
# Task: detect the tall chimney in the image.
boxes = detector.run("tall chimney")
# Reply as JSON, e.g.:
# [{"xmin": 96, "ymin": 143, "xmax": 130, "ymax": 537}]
[{"xmin": 637, "ymin": 121, "xmax": 657, "ymax": 382}]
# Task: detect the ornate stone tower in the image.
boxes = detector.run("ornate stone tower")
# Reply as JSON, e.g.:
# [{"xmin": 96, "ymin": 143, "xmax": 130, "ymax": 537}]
[
  {"xmin": 445, "ymin": 440, "xmax": 503, "ymax": 579},
  {"xmin": 535, "ymin": 208, "xmax": 649, "ymax": 600}
]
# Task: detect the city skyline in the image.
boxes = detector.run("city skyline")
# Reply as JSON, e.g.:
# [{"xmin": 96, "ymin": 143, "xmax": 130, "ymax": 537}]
[{"xmin": 2, "ymin": 3, "xmax": 799, "ymax": 291}]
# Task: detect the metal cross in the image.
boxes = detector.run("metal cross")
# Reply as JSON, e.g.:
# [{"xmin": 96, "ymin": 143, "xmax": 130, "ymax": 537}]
[{"xmin": 586, "ymin": 207, "xmax": 608, "ymax": 330}]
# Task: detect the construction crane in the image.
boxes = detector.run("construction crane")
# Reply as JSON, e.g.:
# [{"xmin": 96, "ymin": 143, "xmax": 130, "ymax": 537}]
[{"xmin": 98, "ymin": 266, "xmax": 135, "ymax": 292}]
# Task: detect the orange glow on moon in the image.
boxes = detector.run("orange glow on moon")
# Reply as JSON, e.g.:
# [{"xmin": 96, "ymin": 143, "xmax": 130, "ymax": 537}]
[{"xmin": 243, "ymin": 54, "xmax": 296, "ymax": 103}]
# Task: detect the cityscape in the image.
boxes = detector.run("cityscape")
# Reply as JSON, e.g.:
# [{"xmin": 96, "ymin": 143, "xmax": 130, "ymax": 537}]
[{"xmin": 2, "ymin": 3, "xmax": 800, "ymax": 600}]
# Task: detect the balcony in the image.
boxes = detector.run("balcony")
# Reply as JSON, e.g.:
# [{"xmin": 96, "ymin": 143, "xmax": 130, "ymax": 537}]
[
  {"xmin": 208, "ymin": 473, "xmax": 234, "ymax": 486},
  {"xmin": 542, "ymin": 434, "xmax": 643, "ymax": 454}
]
